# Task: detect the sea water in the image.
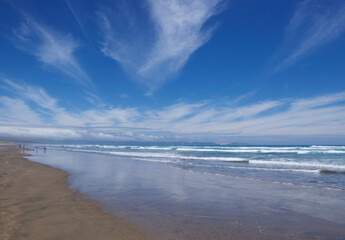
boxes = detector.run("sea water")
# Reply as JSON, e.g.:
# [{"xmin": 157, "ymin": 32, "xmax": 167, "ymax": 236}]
[
  {"xmin": 26, "ymin": 144, "xmax": 345, "ymax": 239},
  {"xmin": 39, "ymin": 144, "xmax": 345, "ymax": 190}
]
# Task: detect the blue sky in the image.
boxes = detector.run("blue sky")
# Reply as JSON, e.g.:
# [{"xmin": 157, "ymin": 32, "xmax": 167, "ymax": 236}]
[{"xmin": 1, "ymin": 0, "xmax": 345, "ymax": 144}]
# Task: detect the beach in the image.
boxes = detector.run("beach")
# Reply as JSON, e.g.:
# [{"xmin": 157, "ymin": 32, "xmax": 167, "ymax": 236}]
[
  {"xmin": 0, "ymin": 142, "xmax": 155, "ymax": 240},
  {"xmin": 2, "ymin": 142, "xmax": 345, "ymax": 240}
]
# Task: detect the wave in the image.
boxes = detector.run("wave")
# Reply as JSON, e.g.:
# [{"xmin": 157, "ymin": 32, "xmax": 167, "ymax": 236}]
[
  {"xmin": 50, "ymin": 145, "xmax": 345, "ymax": 170},
  {"xmin": 107, "ymin": 151, "xmax": 249, "ymax": 162},
  {"xmin": 48, "ymin": 144, "xmax": 345, "ymax": 154},
  {"xmin": 208, "ymin": 165, "xmax": 320, "ymax": 173},
  {"xmin": 310, "ymin": 145, "xmax": 345, "ymax": 149},
  {"xmin": 73, "ymin": 149, "xmax": 340, "ymax": 174},
  {"xmin": 178, "ymin": 149, "xmax": 345, "ymax": 154},
  {"xmin": 66, "ymin": 148, "xmax": 249, "ymax": 162},
  {"xmin": 250, "ymin": 160, "xmax": 345, "ymax": 170}
]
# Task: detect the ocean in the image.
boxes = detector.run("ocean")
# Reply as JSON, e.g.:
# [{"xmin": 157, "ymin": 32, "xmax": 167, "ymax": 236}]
[
  {"xmin": 39, "ymin": 144, "xmax": 345, "ymax": 190},
  {"xmin": 26, "ymin": 143, "xmax": 345, "ymax": 239}
]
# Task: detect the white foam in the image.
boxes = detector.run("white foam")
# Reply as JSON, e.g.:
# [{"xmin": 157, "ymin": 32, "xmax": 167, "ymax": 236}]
[
  {"xmin": 65, "ymin": 148, "xmax": 248, "ymax": 162},
  {"xmin": 176, "ymin": 147, "xmax": 345, "ymax": 154},
  {"xmin": 130, "ymin": 157, "xmax": 177, "ymax": 164},
  {"xmin": 49, "ymin": 144, "xmax": 345, "ymax": 154},
  {"xmin": 310, "ymin": 145, "xmax": 345, "ymax": 149},
  {"xmin": 323, "ymin": 150, "xmax": 345, "ymax": 154},
  {"xmin": 67, "ymin": 148, "xmax": 345, "ymax": 171},
  {"xmin": 106, "ymin": 151, "xmax": 248, "ymax": 162},
  {"xmin": 210, "ymin": 165, "xmax": 320, "ymax": 173},
  {"xmin": 250, "ymin": 160, "xmax": 345, "ymax": 170}
]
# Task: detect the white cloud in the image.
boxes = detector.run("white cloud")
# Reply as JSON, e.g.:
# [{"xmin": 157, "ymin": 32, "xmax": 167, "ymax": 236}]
[
  {"xmin": 147, "ymin": 102, "xmax": 204, "ymax": 121},
  {"xmin": 13, "ymin": 15, "xmax": 91, "ymax": 86},
  {"xmin": 83, "ymin": 90, "xmax": 106, "ymax": 107},
  {"xmin": 1, "ymin": 79, "xmax": 139, "ymax": 128},
  {"xmin": 290, "ymin": 92, "xmax": 345, "ymax": 111},
  {"xmin": 100, "ymin": 0, "xmax": 225, "ymax": 90},
  {"xmin": 1, "ymin": 78, "xmax": 62, "ymax": 112},
  {"xmin": 0, "ymin": 97, "xmax": 42, "ymax": 124},
  {"xmin": 1, "ymin": 80, "xmax": 345, "ymax": 141},
  {"xmin": 65, "ymin": 0, "xmax": 87, "ymax": 36},
  {"xmin": 69, "ymin": 108, "xmax": 139, "ymax": 127},
  {"xmin": 273, "ymin": 0, "xmax": 345, "ymax": 72},
  {"xmin": 139, "ymin": 0, "xmax": 224, "ymax": 80},
  {"xmin": 0, "ymin": 126, "xmax": 83, "ymax": 140}
]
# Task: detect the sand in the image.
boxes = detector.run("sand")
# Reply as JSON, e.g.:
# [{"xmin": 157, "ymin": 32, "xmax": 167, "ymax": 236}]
[{"xmin": 0, "ymin": 143, "xmax": 157, "ymax": 240}]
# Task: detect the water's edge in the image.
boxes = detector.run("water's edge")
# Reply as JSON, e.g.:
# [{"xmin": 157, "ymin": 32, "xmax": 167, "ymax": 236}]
[{"xmin": 25, "ymin": 146, "xmax": 345, "ymax": 239}]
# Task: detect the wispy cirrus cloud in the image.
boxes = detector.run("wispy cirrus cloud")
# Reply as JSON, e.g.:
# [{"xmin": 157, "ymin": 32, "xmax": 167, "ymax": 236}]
[
  {"xmin": 65, "ymin": 0, "xmax": 87, "ymax": 37},
  {"xmin": 0, "ymin": 78, "xmax": 138, "ymax": 127},
  {"xmin": 100, "ymin": 0, "xmax": 226, "ymax": 90},
  {"xmin": 0, "ymin": 96, "xmax": 43, "ymax": 125},
  {"xmin": 1, "ymin": 78, "xmax": 62, "ymax": 113},
  {"xmin": 12, "ymin": 15, "xmax": 91, "ymax": 86},
  {"xmin": 272, "ymin": 0, "xmax": 345, "ymax": 73},
  {"xmin": 2, "ymin": 79, "xmax": 345, "ymax": 143}
]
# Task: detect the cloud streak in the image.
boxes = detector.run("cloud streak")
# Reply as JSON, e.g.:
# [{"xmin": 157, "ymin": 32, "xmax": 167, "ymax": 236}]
[
  {"xmin": 1, "ymin": 78, "xmax": 138, "ymax": 127},
  {"xmin": 1, "ymin": 80, "xmax": 345, "ymax": 142},
  {"xmin": 12, "ymin": 15, "xmax": 91, "ymax": 86},
  {"xmin": 273, "ymin": 0, "xmax": 345, "ymax": 72},
  {"xmin": 0, "ymin": 97, "xmax": 43, "ymax": 125},
  {"xmin": 100, "ymin": 0, "xmax": 225, "ymax": 90},
  {"xmin": 1, "ymin": 78, "xmax": 62, "ymax": 113}
]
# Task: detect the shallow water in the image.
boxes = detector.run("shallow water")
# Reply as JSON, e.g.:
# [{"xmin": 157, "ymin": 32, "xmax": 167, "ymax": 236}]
[
  {"xmin": 27, "ymin": 145, "xmax": 345, "ymax": 239},
  {"xmin": 41, "ymin": 144, "xmax": 345, "ymax": 190}
]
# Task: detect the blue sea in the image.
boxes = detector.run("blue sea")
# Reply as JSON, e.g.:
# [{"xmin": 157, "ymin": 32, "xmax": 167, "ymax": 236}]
[{"xmin": 41, "ymin": 144, "xmax": 345, "ymax": 190}]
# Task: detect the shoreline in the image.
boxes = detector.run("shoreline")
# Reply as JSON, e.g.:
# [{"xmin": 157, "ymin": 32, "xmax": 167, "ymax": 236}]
[
  {"xmin": 0, "ymin": 143, "xmax": 156, "ymax": 240},
  {"xmin": 3, "ymin": 142, "xmax": 345, "ymax": 239}
]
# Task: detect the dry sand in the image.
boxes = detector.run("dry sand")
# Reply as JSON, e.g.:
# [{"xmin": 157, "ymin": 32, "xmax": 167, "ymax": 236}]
[{"xmin": 0, "ymin": 143, "xmax": 157, "ymax": 240}]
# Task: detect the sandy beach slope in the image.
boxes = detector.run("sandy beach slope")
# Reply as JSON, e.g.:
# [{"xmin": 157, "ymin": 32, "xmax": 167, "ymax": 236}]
[{"xmin": 0, "ymin": 143, "xmax": 156, "ymax": 240}]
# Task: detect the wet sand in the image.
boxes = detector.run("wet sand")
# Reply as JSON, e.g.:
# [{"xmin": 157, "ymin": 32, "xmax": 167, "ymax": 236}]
[{"xmin": 0, "ymin": 143, "xmax": 156, "ymax": 240}]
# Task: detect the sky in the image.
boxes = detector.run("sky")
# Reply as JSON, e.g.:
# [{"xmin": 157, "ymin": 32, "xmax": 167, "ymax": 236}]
[{"xmin": 1, "ymin": 0, "xmax": 345, "ymax": 144}]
